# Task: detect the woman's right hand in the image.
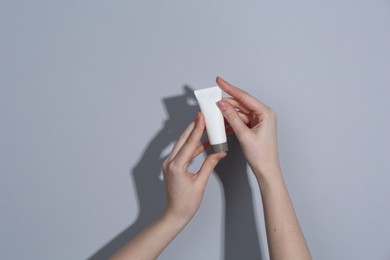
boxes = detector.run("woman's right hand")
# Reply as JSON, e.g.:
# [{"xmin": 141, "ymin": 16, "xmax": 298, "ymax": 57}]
[
  {"xmin": 216, "ymin": 77, "xmax": 312, "ymax": 260},
  {"xmin": 216, "ymin": 77, "xmax": 281, "ymax": 180}
]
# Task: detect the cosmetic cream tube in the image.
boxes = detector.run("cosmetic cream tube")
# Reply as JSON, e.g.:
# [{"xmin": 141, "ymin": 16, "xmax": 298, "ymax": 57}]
[{"xmin": 194, "ymin": 86, "xmax": 228, "ymax": 153}]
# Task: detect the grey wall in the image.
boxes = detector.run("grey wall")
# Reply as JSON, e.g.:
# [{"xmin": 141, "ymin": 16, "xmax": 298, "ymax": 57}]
[{"xmin": 1, "ymin": 1, "xmax": 390, "ymax": 259}]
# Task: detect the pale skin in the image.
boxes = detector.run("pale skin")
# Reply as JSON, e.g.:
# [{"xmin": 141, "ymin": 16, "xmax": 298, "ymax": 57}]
[{"xmin": 111, "ymin": 77, "xmax": 311, "ymax": 260}]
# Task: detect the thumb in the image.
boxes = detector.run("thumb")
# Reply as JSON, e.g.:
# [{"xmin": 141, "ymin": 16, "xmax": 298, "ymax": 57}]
[
  {"xmin": 197, "ymin": 152, "xmax": 226, "ymax": 185},
  {"xmin": 217, "ymin": 100, "xmax": 248, "ymax": 138}
]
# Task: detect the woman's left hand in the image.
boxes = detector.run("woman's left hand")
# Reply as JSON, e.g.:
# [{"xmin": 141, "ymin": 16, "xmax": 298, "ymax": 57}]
[{"xmin": 162, "ymin": 112, "xmax": 226, "ymax": 222}]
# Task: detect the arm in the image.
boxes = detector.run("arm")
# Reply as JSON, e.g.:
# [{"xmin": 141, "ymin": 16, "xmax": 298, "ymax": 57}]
[
  {"xmin": 216, "ymin": 77, "xmax": 311, "ymax": 260},
  {"xmin": 111, "ymin": 112, "xmax": 226, "ymax": 260}
]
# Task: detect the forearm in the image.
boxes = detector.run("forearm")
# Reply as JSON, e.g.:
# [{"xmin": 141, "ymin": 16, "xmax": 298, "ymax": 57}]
[
  {"xmin": 255, "ymin": 167, "xmax": 311, "ymax": 260},
  {"xmin": 110, "ymin": 212, "xmax": 188, "ymax": 260}
]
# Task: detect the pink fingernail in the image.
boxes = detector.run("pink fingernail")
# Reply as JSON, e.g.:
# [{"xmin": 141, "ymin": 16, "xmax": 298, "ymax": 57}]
[
  {"xmin": 219, "ymin": 152, "xmax": 227, "ymax": 159},
  {"xmin": 217, "ymin": 76, "xmax": 226, "ymax": 83},
  {"xmin": 217, "ymin": 100, "xmax": 227, "ymax": 111}
]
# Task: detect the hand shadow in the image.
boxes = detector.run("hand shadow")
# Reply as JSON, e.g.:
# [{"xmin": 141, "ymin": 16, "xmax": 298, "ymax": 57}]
[
  {"xmin": 214, "ymin": 134, "xmax": 263, "ymax": 259},
  {"xmin": 88, "ymin": 86, "xmax": 263, "ymax": 259}
]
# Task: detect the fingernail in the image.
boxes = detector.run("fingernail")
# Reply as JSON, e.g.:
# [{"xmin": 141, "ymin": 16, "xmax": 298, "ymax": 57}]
[
  {"xmin": 219, "ymin": 152, "xmax": 227, "ymax": 159},
  {"xmin": 217, "ymin": 76, "xmax": 226, "ymax": 83},
  {"xmin": 217, "ymin": 100, "xmax": 227, "ymax": 111},
  {"xmin": 195, "ymin": 111, "xmax": 201, "ymax": 120}
]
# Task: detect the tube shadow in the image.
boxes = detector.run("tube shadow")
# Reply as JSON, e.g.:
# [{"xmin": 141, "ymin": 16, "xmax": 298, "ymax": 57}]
[{"xmin": 88, "ymin": 86, "xmax": 262, "ymax": 260}]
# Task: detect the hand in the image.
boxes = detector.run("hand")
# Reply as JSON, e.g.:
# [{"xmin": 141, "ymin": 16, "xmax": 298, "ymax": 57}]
[
  {"xmin": 162, "ymin": 112, "xmax": 226, "ymax": 222},
  {"xmin": 216, "ymin": 77, "xmax": 280, "ymax": 180}
]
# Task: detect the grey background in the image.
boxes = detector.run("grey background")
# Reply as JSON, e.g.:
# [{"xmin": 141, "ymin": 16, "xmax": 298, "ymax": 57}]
[{"xmin": 1, "ymin": 1, "xmax": 389, "ymax": 259}]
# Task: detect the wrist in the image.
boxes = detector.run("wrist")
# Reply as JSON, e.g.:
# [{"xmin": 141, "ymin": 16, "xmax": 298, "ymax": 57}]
[
  {"xmin": 252, "ymin": 163, "xmax": 285, "ymax": 187},
  {"xmin": 161, "ymin": 209, "xmax": 192, "ymax": 231}
]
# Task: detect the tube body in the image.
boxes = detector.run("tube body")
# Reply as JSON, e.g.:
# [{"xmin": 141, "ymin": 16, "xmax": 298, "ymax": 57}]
[{"xmin": 194, "ymin": 86, "xmax": 228, "ymax": 153}]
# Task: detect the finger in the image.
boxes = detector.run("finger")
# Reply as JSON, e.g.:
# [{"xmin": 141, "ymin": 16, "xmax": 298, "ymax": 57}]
[
  {"xmin": 222, "ymin": 99, "xmax": 251, "ymax": 124},
  {"xmin": 223, "ymin": 97, "xmax": 251, "ymax": 114},
  {"xmin": 236, "ymin": 111, "xmax": 251, "ymax": 125},
  {"xmin": 193, "ymin": 140, "xmax": 210, "ymax": 158},
  {"xmin": 191, "ymin": 112, "xmax": 248, "ymax": 157},
  {"xmin": 172, "ymin": 112, "xmax": 206, "ymax": 167},
  {"xmin": 197, "ymin": 152, "xmax": 227, "ymax": 185},
  {"xmin": 217, "ymin": 99, "xmax": 249, "ymax": 138},
  {"xmin": 166, "ymin": 117, "xmax": 197, "ymax": 162},
  {"xmin": 192, "ymin": 121, "xmax": 240, "ymax": 157},
  {"xmin": 223, "ymin": 112, "xmax": 250, "ymax": 126},
  {"xmin": 216, "ymin": 76, "xmax": 269, "ymax": 112}
]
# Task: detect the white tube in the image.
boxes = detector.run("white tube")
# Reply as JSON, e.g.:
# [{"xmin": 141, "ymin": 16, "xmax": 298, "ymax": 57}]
[{"xmin": 194, "ymin": 86, "xmax": 228, "ymax": 153}]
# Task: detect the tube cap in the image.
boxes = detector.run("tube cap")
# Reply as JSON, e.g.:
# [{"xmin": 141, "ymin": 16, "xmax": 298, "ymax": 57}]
[{"xmin": 212, "ymin": 142, "xmax": 228, "ymax": 153}]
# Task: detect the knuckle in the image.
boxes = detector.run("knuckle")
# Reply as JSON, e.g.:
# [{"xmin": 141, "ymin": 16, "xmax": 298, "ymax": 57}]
[
  {"xmin": 207, "ymin": 156, "xmax": 217, "ymax": 167},
  {"xmin": 203, "ymin": 158, "xmax": 216, "ymax": 172},
  {"xmin": 236, "ymin": 89, "xmax": 248, "ymax": 102},
  {"xmin": 167, "ymin": 160, "xmax": 175, "ymax": 171},
  {"xmin": 162, "ymin": 160, "xmax": 168, "ymax": 171},
  {"xmin": 162, "ymin": 157, "xmax": 172, "ymax": 171},
  {"xmin": 162, "ymin": 162, "xmax": 172, "ymax": 175},
  {"xmin": 167, "ymin": 160, "xmax": 181, "ymax": 174},
  {"xmin": 265, "ymin": 107, "xmax": 277, "ymax": 119},
  {"xmin": 209, "ymin": 154, "xmax": 221, "ymax": 166},
  {"xmin": 224, "ymin": 108, "xmax": 238, "ymax": 121}
]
